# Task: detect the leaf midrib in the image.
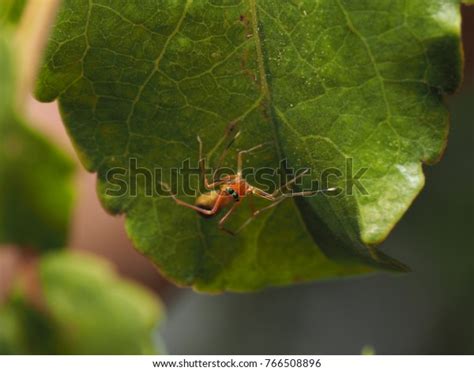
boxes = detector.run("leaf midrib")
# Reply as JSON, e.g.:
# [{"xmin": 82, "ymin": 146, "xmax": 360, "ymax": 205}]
[
  {"xmin": 249, "ymin": 0, "xmax": 283, "ymax": 161},
  {"xmin": 249, "ymin": 1, "xmax": 364, "ymax": 255}
]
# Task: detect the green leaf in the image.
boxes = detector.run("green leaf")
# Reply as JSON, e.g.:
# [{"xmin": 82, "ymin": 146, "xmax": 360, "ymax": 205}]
[
  {"xmin": 0, "ymin": 292, "xmax": 59, "ymax": 355},
  {"xmin": 35, "ymin": 0, "xmax": 463, "ymax": 291},
  {"xmin": 0, "ymin": 35, "xmax": 15, "ymax": 121},
  {"xmin": 0, "ymin": 251, "xmax": 165, "ymax": 355},
  {"xmin": 0, "ymin": 34, "xmax": 75, "ymax": 251},
  {"xmin": 0, "ymin": 304, "xmax": 23, "ymax": 354},
  {"xmin": 0, "ymin": 0, "xmax": 27, "ymax": 27}
]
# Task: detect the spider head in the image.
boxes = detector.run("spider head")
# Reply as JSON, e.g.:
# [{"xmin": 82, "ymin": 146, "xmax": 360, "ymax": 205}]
[{"xmin": 225, "ymin": 187, "xmax": 240, "ymax": 201}]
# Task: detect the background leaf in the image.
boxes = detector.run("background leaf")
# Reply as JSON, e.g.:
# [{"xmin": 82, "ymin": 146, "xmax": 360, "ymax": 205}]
[
  {"xmin": 36, "ymin": 0, "xmax": 463, "ymax": 291},
  {"xmin": 0, "ymin": 32, "xmax": 75, "ymax": 251},
  {"xmin": 0, "ymin": 251, "xmax": 165, "ymax": 355},
  {"xmin": 0, "ymin": 0, "xmax": 27, "ymax": 27}
]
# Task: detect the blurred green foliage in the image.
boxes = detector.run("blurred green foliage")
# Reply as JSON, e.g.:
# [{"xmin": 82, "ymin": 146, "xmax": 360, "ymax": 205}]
[
  {"xmin": 0, "ymin": 0, "xmax": 27, "ymax": 26},
  {"xmin": 0, "ymin": 20, "xmax": 74, "ymax": 251},
  {"xmin": 0, "ymin": 113, "xmax": 75, "ymax": 250},
  {"xmin": 0, "ymin": 0, "xmax": 166, "ymax": 355},
  {"xmin": 0, "ymin": 251, "xmax": 165, "ymax": 355}
]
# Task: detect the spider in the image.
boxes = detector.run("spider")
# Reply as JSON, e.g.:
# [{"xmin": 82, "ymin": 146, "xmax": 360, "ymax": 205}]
[{"xmin": 161, "ymin": 136, "xmax": 335, "ymax": 235}]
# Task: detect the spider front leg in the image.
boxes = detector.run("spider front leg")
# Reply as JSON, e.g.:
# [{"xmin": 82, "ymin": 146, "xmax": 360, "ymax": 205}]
[
  {"xmin": 270, "ymin": 168, "xmax": 310, "ymax": 197},
  {"xmin": 197, "ymin": 136, "xmax": 215, "ymax": 190},
  {"xmin": 237, "ymin": 142, "xmax": 271, "ymax": 176},
  {"xmin": 233, "ymin": 196, "xmax": 286, "ymax": 234},
  {"xmin": 253, "ymin": 187, "xmax": 332, "ymax": 202},
  {"xmin": 233, "ymin": 186, "xmax": 337, "ymax": 234},
  {"xmin": 197, "ymin": 136, "xmax": 236, "ymax": 190},
  {"xmin": 213, "ymin": 129, "xmax": 241, "ymax": 178},
  {"xmin": 257, "ymin": 168, "xmax": 335, "ymax": 199}
]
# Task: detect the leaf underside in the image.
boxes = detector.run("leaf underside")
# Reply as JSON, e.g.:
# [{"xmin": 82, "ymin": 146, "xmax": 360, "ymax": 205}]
[{"xmin": 36, "ymin": 0, "xmax": 462, "ymax": 291}]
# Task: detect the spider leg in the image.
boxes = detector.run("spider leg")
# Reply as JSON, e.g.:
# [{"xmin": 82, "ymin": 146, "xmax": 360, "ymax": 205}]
[
  {"xmin": 252, "ymin": 186, "xmax": 337, "ymax": 202},
  {"xmin": 251, "ymin": 187, "xmax": 276, "ymax": 201},
  {"xmin": 197, "ymin": 136, "xmax": 215, "ymax": 190},
  {"xmin": 171, "ymin": 196, "xmax": 219, "ymax": 215},
  {"xmin": 237, "ymin": 142, "xmax": 272, "ymax": 176},
  {"xmin": 205, "ymin": 178, "xmax": 234, "ymax": 189},
  {"xmin": 271, "ymin": 168, "xmax": 310, "ymax": 197},
  {"xmin": 218, "ymin": 201, "xmax": 241, "ymax": 236},
  {"xmin": 213, "ymin": 130, "xmax": 241, "ymax": 179},
  {"xmin": 234, "ymin": 197, "xmax": 286, "ymax": 234},
  {"xmin": 198, "ymin": 136, "xmax": 239, "ymax": 189},
  {"xmin": 159, "ymin": 181, "xmax": 224, "ymax": 216},
  {"xmin": 247, "ymin": 192, "xmax": 256, "ymax": 214},
  {"xmin": 234, "ymin": 187, "xmax": 336, "ymax": 234},
  {"xmin": 249, "ymin": 167, "xmax": 312, "ymax": 199},
  {"xmin": 206, "ymin": 174, "xmax": 239, "ymax": 189}
]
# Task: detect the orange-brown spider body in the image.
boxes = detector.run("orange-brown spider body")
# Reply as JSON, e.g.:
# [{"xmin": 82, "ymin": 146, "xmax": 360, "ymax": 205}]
[{"xmin": 194, "ymin": 178, "xmax": 251, "ymax": 217}]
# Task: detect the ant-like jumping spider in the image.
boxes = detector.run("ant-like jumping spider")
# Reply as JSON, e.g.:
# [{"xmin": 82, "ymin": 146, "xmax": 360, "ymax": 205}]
[{"xmin": 161, "ymin": 135, "xmax": 335, "ymax": 235}]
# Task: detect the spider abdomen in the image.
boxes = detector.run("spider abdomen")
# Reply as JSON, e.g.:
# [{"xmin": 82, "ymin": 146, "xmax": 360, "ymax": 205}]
[{"xmin": 194, "ymin": 190, "xmax": 231, "ymax": 218}]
